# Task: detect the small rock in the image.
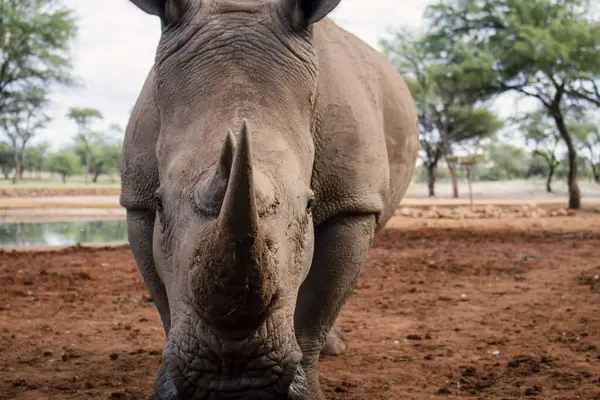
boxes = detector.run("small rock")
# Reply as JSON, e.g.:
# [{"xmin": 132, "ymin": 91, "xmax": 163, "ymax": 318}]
[
  {"xmin": 109, "ymin": 353, "xmax": 119, "ymax": 361},
  {"xmin": 437, "ymin": 387, "xmax": 451, "ymax": 395},
  {"xmin": 492, "ymin": 350, "xmax": 500, "ymax": 356},
  {"xmin": 524, "ymin": 385, "xmax": 542, "ymax": 396},
  {"xmin": 406, "ymin": 334, "xmax": 422, "ymax": 341}
]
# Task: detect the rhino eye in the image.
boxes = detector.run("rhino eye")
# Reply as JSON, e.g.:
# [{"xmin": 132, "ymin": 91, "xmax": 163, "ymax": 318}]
[
  {"xmin": 306, "ymin": 197, "xmax": 315, "ymax": 214},
  {"xmin": 153, "ymin": 193, "xmax": 164, "ymax": 213}
]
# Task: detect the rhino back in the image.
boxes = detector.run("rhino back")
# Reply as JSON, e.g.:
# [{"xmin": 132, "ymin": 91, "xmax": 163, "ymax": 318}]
[{"xmin": 310, "ymin": 19, "xmax": 419, "ymax": 229}]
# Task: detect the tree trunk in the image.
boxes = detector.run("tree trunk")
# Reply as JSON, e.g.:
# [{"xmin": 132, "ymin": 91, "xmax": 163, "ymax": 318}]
[
  {"xmin": 550, "ymin": 106, "xmax": 580, "ymax": 209},
  {"xmin": 448, "ymin": 163, "xmax": 459, "ymax": 198},
  {"xmin": 11, "ymin": 151, "xmax": 20, "ymax": 185},
  {"xmin": 92, "ymin": 170, "xmax": 101, "ymax": 183},
  {"xmin": 85, "ymin": 149, "xmax": 92, "ymax": 184},
  {"xmin": 592, "ymin": 164, "xmax": 599, "ymax": 184},
  {"xmin": 546, "ymin": 165, "xmax": 555, "ymax": 193},
  {"xmin": 61, "ymin": 174, "xmax": 67, "ymax": 184},
  {"xmin": 427, "ymin": 164, "xmax": 436, "ymax": 197}
]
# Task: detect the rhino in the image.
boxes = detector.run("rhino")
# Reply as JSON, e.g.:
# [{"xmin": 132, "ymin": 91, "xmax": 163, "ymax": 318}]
[{"xmin": 120, "ymin": 0, "xmax": 419, "ymax": 398}]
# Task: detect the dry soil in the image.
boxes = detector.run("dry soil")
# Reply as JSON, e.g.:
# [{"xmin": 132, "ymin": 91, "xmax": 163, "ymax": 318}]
[{"xmin": 1, "ymin": 211, "xmax": 600, "ymax": 400}]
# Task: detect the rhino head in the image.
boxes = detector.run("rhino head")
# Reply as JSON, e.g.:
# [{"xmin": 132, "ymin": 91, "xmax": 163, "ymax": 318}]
[{"xmin": 127, "ymin": 0, "xmax": 342, "ymax": 398}]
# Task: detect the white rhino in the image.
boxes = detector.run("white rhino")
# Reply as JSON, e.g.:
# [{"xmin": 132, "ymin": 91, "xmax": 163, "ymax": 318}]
[{"xmin": 120, "ymin": 0, "xmax": 419, "ymax": 398}]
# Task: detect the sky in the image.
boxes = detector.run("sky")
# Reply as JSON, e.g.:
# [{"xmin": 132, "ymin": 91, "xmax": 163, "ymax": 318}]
[{"xmin": 40, "ymin": 0, "xmax": 530, "ymax": 150}]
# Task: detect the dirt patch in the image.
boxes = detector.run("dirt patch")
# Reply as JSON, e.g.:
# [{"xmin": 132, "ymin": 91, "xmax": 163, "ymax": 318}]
[
  {"xmin": 1, "ymin": 215, "xmax": 600, "ymax": 399},
  {"xmin": 395, "ymin": 204, "xmax": 576, "ymax": 219},
  {"xmin": 0, "ymin": 187, "xmax": 120, "ymax": 198}
]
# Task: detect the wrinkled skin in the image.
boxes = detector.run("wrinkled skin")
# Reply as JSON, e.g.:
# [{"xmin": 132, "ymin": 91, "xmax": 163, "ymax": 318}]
[{"xmin": 120, "ymin": 0, "xmax": 419, "ymax": 398}]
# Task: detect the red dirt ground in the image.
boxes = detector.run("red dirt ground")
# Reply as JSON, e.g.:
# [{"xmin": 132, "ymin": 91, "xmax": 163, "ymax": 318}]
[
  {"xmin": 0, "ymin": 187, "xmax": 120, "ymax": 198},
  {"xmin": 1, "ymin": 212, "xmax": 600, "ymax": 400}
]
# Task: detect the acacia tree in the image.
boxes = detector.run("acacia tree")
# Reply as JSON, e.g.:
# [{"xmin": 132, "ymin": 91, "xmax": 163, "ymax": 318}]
[
  {"xmin": 47, "ymin": 149, "xmax": 80, "ymax": 183},
  {"xmin": 519, "ymin": 111, "xmax": 563, "ymax": 192},
  {"xmin": 424, "ymin": 0, "xmax": 600, "ymax": 208},
  {"xmin": 0, "ymin": 0, "xmax": 77, "ymax": 114},
  {"xmin": 0, "ymin": 141, "xmax": 13, "ymax": 179},
  {"xmin": 73, "ymin": 135, "xmax": 122, "ymax": 183},
  {"xmin": 571, "ymin": 115, "xmax": 600, "ymax": 183},
  {"xmin": 0, "ymin": 86, "xmax": 50, "ymax": 183},
  {"xmin": 380, "ymin": 29, "xmax": 502, "ymax": 197},
  {"xmin": 25, "ymin": 140, "xmax": 49, "ymax": 179},
  {"xmin": 66, "ymin": 107, "xmax": 103, "ymax": 184}
]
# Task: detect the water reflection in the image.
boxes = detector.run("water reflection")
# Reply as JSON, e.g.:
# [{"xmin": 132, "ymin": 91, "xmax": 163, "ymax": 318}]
[{"xmin": 0, "ymin": 219, "xmax": 128, "ymax": 247}]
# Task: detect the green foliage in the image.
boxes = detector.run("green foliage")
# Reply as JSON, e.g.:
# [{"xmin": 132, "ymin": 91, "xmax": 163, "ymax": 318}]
[
  {"xmin": 422, "ymin": 0, "xmax": 600, "ymax": 207},
  {"xmin": 478, "ymin": 141, "xmax": 530, "ymax": 181},
  {"xmin": 517, "ymin": 110, "xmax": 563, "ymax": 190},
  {"xmin": 73, "ymin": 135, "xmax": 122, "ymax": 180},
  {"xmin": 0, "ymin": 0, "xmax": 77, "ymax": 112},
  {"xmin": 47, "ymin": 149, "xmax": 80, "ymax": 182},
  {"xmin": 380, "ymin": 28, "xmax": 503, "ymax": 196},
  {"xmin": 0, "ymin": 85, "xmax": 51, "ymax": 182},
  {"xmin": 0, "ymin": 86, "xmax": 51, "ymax": 144},
  {"xmin": 570, "ymin": 113, "xmax": 600, "ymax": 182},
  {"xmin": 423, "ymin": 0, "xmax": 599, "ymax": 106},
  {"xmin": 555, "ymin": 155, "xmax": 592, "ymax": 179},
  {"xmin": 66, "ymin": 108, "xmax": 104, "ymax": 132},
  {"xmin": 24, "ymin": 141, "xmax": 49, "ymax": 173}
]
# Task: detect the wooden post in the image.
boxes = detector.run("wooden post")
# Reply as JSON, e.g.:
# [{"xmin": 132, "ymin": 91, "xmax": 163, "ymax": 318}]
[
  {"xmin": 467, "ymin": 165, "xmax": 473, "ymax": 209},
  {"xmin": 447, "ymin": 154, "xmax": 485, "ymax": 208}
]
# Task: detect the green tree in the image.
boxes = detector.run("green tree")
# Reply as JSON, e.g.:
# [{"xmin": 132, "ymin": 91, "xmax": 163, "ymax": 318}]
[
  {"xmin": 0, "ymin": 0, "xmax": 77, "ymax": 113},
  {"xmin": 66, "ymin": 107, "xmax": 103, "ymax": 184},
  {"xmin": 520, "ymin": 111, "xmax": 563, "ymax": 192},
  {"xmin": 73, "ymin": 136, "xmax": 122, "ymax": 183},
  {"xmin": 0, "ymin": 141, "xmax": 14, "ymax": 179},
  {"xmin": 423, "ymin": 0, "xmax": 600, "ymax": 208},
  {"xmin": 480, "ymin": 141, "xmax": 529, "ymax": 181},
  {"xmin": 0, "ymin": 86, "xmax": 50, "ymax": 183},
  {"xmin": 380, "ymin": 29, "xmax": 503, "ymax": 197},
  {"xmin": 47, "ymin": 149, "xmax": 80, "ymax": 183},
  {"xmin": 25, "ymin": 140, "xmax": 49, "ymax": 179},
  {"xmin": 571, "ymin": 114, "xmax": 600, "ymax": 183}
]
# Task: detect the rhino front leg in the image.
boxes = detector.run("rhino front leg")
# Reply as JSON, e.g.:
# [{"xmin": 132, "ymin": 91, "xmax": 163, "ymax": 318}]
[
  {"xmin": 127, "ymin": 209, "xmax": 171, "ymax": 336},
  {"xmin": 295, "ymin": 213, "xmax": 376, "ymax": 399}
]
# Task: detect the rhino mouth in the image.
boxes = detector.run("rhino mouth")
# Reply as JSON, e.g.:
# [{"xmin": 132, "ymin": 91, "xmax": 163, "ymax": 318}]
[{"xmin": 152, "ymin": 314, "xmax": 304, "ymax": 400}]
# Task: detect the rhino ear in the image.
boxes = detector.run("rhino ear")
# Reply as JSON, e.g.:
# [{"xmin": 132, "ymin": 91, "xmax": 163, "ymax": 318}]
[
  {"xmin": 129, "ymin": 0, "xmax": 166, "ymax": 17},
  {"xmin": 284, "ymin": 0, "xmax": 342, "ymax": 28}
]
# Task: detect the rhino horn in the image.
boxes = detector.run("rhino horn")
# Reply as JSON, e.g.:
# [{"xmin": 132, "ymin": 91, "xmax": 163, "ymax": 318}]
[
  {"xmin": 215, "ymin": 129, "xmax": 236, "ymax": 182},
  {"xmin": 217, "ymin": 120, "xmax": 259, "ymax": 240}
]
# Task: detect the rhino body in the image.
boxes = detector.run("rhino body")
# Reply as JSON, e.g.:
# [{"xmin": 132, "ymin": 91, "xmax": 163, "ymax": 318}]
[{"xmin": 120, "ymin": 0, "xmax": 418, "ymax": 398}]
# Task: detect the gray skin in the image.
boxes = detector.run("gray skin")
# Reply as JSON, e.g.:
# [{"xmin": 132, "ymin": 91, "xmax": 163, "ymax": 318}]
[{"xmin": 120, "ymin": 0, "xmax": 418, "ymax": 398}]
